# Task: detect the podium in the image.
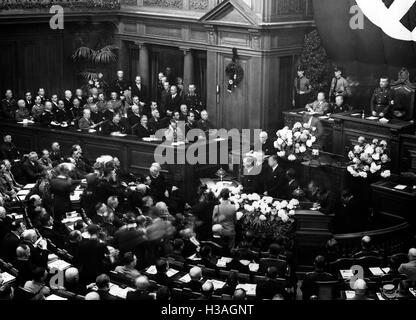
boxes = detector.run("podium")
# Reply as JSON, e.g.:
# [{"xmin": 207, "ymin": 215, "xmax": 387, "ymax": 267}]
[{"xmin": 331, "ymin": 112, "xmax": 415, "ymax": 173}]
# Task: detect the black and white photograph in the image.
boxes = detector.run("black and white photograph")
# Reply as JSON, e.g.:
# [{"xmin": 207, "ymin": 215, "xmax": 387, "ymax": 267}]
[{"xmin": 0, "ymin": 0, "xmax": 416, "ymax": 312}]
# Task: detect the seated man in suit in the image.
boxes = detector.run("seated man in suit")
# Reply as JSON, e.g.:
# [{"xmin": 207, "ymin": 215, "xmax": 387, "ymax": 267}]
[
  {"xmin": 226, "ymin": 249, "xmax": 250, "ymax": 274},
  {"xmin": 126, "ymin": 276, "xmax": 154, "ymax": 300},
  {"xmin": 197, "ymin": 282, "xmax": 215, "ymax": 300},
  {"xmin": 21, "ymin": 229, "xmax": 48, "ymax": 268},
  {"xmin": 305, "ymin": 92, "xmax": 329, "ymax": 116},
  {"xmin": 301, "ymin": 255, "xmax": 335, "ymax": 300},
  {"xmin": 164, "ymin": 119, "xmax": 184, "ymax": 143},
  {"xmin": 102, "ymin": 113, "xmax": 126, "ymax": 135},
  {"xmin": 256, "ymin": 266, "xmax": 289, "ymax": 300},
  {"xmin": 22, "ymin": 152, "xmax": 44, "ymax": 184},
  {"xmin": 353, "ymin": 236, "xmax": 381, "ymax": 258},
  {"xmin": 187, "ymin": 266, "xmax": 203, "ymax": 292},
  {"xmin": 78, "ymin": 109, "xmax": 99, "ymax": 131},
  {"xmin": 89, "ymin": 103, "xmax": 105, "ymax": 125},
  {"xmin": 200, "ymin": 224, "xmax": 228, "ymax": 257},
  {"xmin": 13, "ymin": 244, "xmax": 37, "ymax": 286},
  {"xmin": 152, "ymin": 259, "xmax": 174, "ymax": 288},
  {"xmin": 264, "ymin": 155, "xmax": 288, "ymax": 199},
  {"xmin": 128, "ymin": 104, "xmax": 142, "ymax": 128},
  {"xmin": 38, "ymin": 213, "xmax": 67, "ymax": 249},
  {"xmin": 133, "ymin": 115, "xmax": 152, "ymax": 139},
  {"xmin": 149, "ymin": 109, "xmax": 168, "ymax": 134},
  {"xmin": 398, "ymin": 248, "xmax": 416, "ymax": 281},
  {"xmin": 241, "ymin": 156, "xmax": 262, "ymax": 195},
  {"xmin": 258, "ymin": 131, "xmax": 275, "ymax": 156},
  {"xmin": 94, "ymin": 274, "xmax": 118, "ymax": 300},
  {"xmin": 39, "ymin": 102, "xmax": 56, "ymax": 127},
  {"xmin": 114, "ymin": 252, "xmax": 141, "ymax": 280},
  {"xmin": 1, "ymin": 220, "xmax": 25, "ymax": 262}
]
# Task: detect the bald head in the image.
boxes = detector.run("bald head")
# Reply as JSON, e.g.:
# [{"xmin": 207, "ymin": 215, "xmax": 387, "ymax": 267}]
[
  {"xmin": 16, "ymin": 245, "xmax": 30, "ymax": 260},
  {"xmin": 361, "ymin": 236, "xmax": 371, "ymax": 249},
  {"xmin": 233, "ymin": 288, "xmax": 246, "ymax": 300},
  {"xmin": 65, "ymin": 267, "xmax": 79, "ymax": 283},
  {"xmin": 85, "ymin": 292, "xmax": 100, "ymax": 300},
  {"xmin": 135, "ymin": 276, "xmax": 150, "ymax": 290},
  {"xmin": 22, "ymin": 229, "xmax": 37, "ymax": 243},
  {"xmin": 409, "ymin": 248, "xmax": 416, "ymax": 261},
  {"xmin": 189, "ymin": 267, "xmax": 202, "ymax": 280},
  {"xmin": 202, "ymin": 281, "xmax": 214, "ymax": 296},
  {"xmin": 353, "ymin": 279, "xmax": 367, "ymax": 294}
]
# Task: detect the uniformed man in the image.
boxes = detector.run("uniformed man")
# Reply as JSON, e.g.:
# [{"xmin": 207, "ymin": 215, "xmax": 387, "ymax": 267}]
[
  {"xmin": 305, "ymin": 92, "xmax": 330, "ymax": 115},
  {"xmin": 31, "ymin": 96, "xmax": 44, "ymax": 122},
  {"xmin": 37, "ymin": 88, "xmax": 48, "ymax": 104},
  {"xmin": 184, "ymin": 84, "xmax": 203, "ymax": 119},
  {"xmin": 55, "ymin": 100, "xmax": 69, "ymax": 124},
  {"xmin": 39, "ymin": 102, "xmax": 56, "ymax": 127},
  {"xmin": 331, "ymin": 95, "xmax": 352, "ymax": 114},
  {"xmin": 69, "ymin": 98, "xmax": 83, "ymax": 121},
  {"xmin": 63, "ymin": 90, "xmax": 73, "ymax": 114},
  {"xmin": 329, "ymin": 67, "xmax": 351, "ymax": 103},
  {"xmin": 1, "ymin": 90, "xmax": 17, "ymax": 119},
  {"xmin": 15, "ymin": 100, "xmax": 32, "ymax": 122},
  {"xmin": 112, "ymin": 70, "xmax": 130, "ymax": 97},
  {"xmin": 0, "ymin": 135, "xmax": 20, "ymax": 161},
  {"xmin": 241, "ymin": 156, "xmax": 263, "ymax": 194},
  {"xmin": 370, "ymin": 77, "xmax": 395, "ymax": 118},
  {"xmin": 293, "ymin": 66, "xmax": 312, "ymax": 109}
]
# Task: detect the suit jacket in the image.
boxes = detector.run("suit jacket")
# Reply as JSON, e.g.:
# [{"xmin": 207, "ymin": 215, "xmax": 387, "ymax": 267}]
[
  {"xmin": 134, "ymin": 124, "xmax": 151, "ymax": 139},
  {"xmin": 241, "ymin": 168, "xmax": 263, "ymax": 195},
  {"xmin": 78, "ymin": 117, "xmax": 94, "ymax": 130},
  {"xmin": 188, "ymin": 280, "xmax": 203, "ymax": 292},
  {"xmin": 22, "ymin": 159, "xmax": 44, "ymax": 183},
  {"xmin": 131, "ymin": 84, "xmax": 148, "ymax": 104},
  {"xmin": 126, "ymin": 289, "xmax": 154, "ymax": 301},
  {"xmin": 305, "ymin": 100, "xmax": 329, "ymax": 115},
  {"xmin": 90, "ymin": 111, "xmax": 105, "ymax": 125},
  {"xmin": 13, "ymin": 259, "xmax": 37, "ymax": 286},
  {"xmin": 166, "ymin": 94, "xmax": 182, "ymax": 113},
  {"xmin": 149, "ymin": 117, "xmax": 168, "ymax": 134},
  {"xmin": 21, "ymin": 240, "xmax": 48, "ymax": 268},
  {"xmin": 128, "ymin": 112, "xmax": 142, "ymax": 128},
  {"xmin": 264, "ymin": 166, "xmax": 288, "ymax": 199},
  {"xmin": 0, "ymin": 142, "xmax": 20, "ymax": 161},
  {"xmin": 96, "ymin": 289, "xmax": 119, "ymax": 301},
  {"xmin": 38, "ymin": 226, "xmax": 66, "ymax": 249},
  {"xmin": 78, "ymin": 238, "xmax": 109, "ymax": 283},
  {"xmin": 0, "ymin": 232, "xmax": 20, "ymax": 262}
]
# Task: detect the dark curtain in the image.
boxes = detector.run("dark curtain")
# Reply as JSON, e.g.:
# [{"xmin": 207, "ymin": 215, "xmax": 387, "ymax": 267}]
[{"xmin": 194, "ymin": 51, "xmax": 207, "ymax": 108}]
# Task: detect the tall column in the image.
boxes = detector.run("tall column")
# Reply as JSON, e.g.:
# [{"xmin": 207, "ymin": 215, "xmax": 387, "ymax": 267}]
[
  {"xmin": 135, "ymin": 41, "xmax": 150, "ymax": 88},
  {"xmin": 181, "ymin": 47, "xmax": 194, "ymax": 87}
]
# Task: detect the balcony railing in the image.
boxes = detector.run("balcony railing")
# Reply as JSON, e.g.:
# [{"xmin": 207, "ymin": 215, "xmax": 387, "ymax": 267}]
[{"xmin": 0, "ymin": 0, "xmax": 120, "ymax": 10}]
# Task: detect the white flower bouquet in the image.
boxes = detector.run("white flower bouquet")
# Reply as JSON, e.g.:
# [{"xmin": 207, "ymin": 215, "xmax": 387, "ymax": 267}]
[
  {"xmin": 347, "ymin": 137, "xmax": 391, "ymax": 179},
  {"xmin": 274, "ymin": 122, "xmax": 317, "ymax": 162}
]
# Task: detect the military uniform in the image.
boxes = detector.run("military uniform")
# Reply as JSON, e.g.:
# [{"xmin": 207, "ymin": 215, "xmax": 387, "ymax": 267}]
[
  {"xmin": 112, "ymin": 78, "xmax": 130, "ymax": 97},
  {"xmin": 1, "ymin": 98, "xmax": 17, "ymax": 119},
  {"xmin": 331, "ymin": 102, "xmax": 352, "ymax": 114},
  {"xmin": 241, "ymin": 167, "xmax": 263, "ymax": 194},
  {"xmin": 40, "ymin": 110, "xmax": 56, "ymax": 127},
  {"xmin": 293, "ymin": 76, "xmax": 312, "ymax": 109},
  {"xmin": 184, "ymin": 93, "xmax": 203, "ymax": 118},
  {"xmin": 55, "ymin": 108, "xmax": 69, "ymax": 123},
  {"xmin": 91, "ymin": 110, "xmax": 105, "ymax": 125},
  {"xmin": 370, "ymin": 87, "xmax": 395, "ymax": 117},
  {"xmin": 15, "ymin": 108, "xmax": 31, "ymax": 122},
  {"xmin": 329, "ymin": 76, "xmax": 351, "ymax": 102}
]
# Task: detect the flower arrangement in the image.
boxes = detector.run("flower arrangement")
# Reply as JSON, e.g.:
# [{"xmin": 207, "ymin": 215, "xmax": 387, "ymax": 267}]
[
  {"xmin": 347, "ymin": 137, "xmax": 391, "ymax": 179},
  {"xmin": 274, "ymin": 122, "xmax": 317, "ymax": 161},
  {"xmin": 235, "ymin": 194, "xmax": 299, "ymax": 242}
]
